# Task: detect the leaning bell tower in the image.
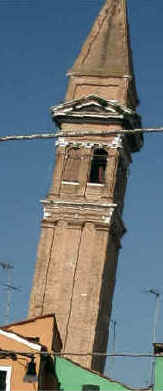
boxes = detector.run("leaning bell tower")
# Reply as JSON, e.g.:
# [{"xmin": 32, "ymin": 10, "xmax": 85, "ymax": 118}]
[{"xmin": 29, "ymin": 0, "xmax": 143, "ymax": 373}]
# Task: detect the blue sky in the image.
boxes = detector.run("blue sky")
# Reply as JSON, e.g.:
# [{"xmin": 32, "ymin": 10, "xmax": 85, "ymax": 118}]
[{"xmin": 0, "ymin": 0, "xmax": 163, "ymax": 387}]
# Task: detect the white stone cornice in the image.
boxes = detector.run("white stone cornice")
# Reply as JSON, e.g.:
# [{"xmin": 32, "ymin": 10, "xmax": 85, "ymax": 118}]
[
  {"xmin": 55, "ymin": 135, "xmax": 123, "ymax": 149},
  {"xmin": 55, "ymin": 137, "xmax": 69, "ymax": 147},
  {"xmin": 41, "ymin": 199, "xmax": 117, "ymax": 209},
  {"xmin": 41, "ymin": 200, "xmax": 126, "ymax": 239}
]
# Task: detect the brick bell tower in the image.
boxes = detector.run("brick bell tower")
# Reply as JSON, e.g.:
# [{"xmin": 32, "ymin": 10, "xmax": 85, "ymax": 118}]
[{"xmin": 29, "ymin": 0, "xmax": 143, "ymax": 373}]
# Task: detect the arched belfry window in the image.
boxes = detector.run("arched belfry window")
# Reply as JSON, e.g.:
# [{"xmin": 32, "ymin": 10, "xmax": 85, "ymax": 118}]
[
  {"xmin": 89, "ymin": 148, "xmax": 108, "ymax": 184},
  {"xmin": 63, "ymin": 147, "xmax": 81, "ymax": 182}
]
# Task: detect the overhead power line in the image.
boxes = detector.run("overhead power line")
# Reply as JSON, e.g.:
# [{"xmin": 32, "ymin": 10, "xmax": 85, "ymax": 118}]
[
  {"xmin": 0, "ymin": 127, "xmax": 163, "ymax": 143},
  {"xmin": 57, "ymin": 127, "xmax": 163, "ymax": 137},
  {"xmin": 0, "ymin": 133, "xmax": 56, "ymax": 143},
  {"xmin": 0, "ymin": 350, "xmax": 161, "ymax": 358}
]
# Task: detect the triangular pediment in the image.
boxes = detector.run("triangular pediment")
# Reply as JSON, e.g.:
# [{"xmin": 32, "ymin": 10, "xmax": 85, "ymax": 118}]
[{"xmin": 50, "ymin": 95, "xmax": 135, "ymax": 120}]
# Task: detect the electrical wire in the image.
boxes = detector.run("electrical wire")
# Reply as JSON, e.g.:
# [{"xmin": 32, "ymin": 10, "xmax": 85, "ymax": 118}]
[
  {"xmin": 0, "ymin": 350, "xmax": 162, "ymax": 358},
  {"xmin": 0, "ymin": 127, "xmax": 163, "ymax": 144}
]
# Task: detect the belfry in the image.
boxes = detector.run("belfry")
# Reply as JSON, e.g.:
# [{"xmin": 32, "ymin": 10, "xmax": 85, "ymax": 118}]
[{"xmin": 29, "ymin": 0, "xmax": 143, "ymax": 373}]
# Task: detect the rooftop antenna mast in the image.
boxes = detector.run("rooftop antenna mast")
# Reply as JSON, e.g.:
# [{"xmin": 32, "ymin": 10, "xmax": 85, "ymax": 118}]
[
  {"xmin": 145, "ymin": 288, "xmax": 160, "ymax": 387},
  {"xmin": 146, "ymin": 289, "xmax": 160, "ymax": 345},
  {"xmin": 0, "ymin": 262, "xmax": 20, "ymax": 324},
  {"xmin": 109, "ymin": 320, "xmax": 117, "ymax": 374}
]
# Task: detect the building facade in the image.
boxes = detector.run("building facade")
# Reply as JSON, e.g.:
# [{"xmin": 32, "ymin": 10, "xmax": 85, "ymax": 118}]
[
  {"xmin": 55, "ymin": 357, "xmax": 151, "ymax": 391},
  {"xmin": 0, "ymin": 314, "xmax": 62, "ymax": 391},
  {"xmin": 29, "ymin": 0, "xmax": 143, "ymax": 373}
]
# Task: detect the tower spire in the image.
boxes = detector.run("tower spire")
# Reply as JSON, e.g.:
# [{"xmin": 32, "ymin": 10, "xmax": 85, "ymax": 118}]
[
  {"xmin": 71, "ymin": 0, "xmax": 132, "ymax": 77},
  {"xmin": 66, "ymin": 0, "xmax": 138, "ymax": 106}
]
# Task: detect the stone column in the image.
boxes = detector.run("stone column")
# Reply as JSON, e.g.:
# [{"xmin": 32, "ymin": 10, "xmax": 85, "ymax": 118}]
[
  {"xmin": 79, "ymin": 146, "xmax": 92, "ymax": 196},
  {"xmin": 49, "ymin": 145, "xmax": 66, "ymax": 197},
  {"xmin": 103, "ymin": 148, "xmax": 120, "ymax": 199}
]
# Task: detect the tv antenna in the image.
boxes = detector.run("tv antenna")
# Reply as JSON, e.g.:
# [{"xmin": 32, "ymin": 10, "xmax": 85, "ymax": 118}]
[
  {"xmin": 145, "ymin": 288, "xmax": 160, "ymax": 343},
  {"xmin": 0, "ymin": 262, "xmax": 20, "ymax": 324},
  {"xmin": 109, "ymin": 320, "xmax": 117, "ymax": 374},
  {"xmin": 144, "ymin": 288, "xmax": 160, "ymax": 386}
]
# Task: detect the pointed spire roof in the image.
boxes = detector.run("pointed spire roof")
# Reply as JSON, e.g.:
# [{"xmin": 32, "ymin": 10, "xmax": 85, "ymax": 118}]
[{"xmin": 70, "ymin": 0, "xmax": 135, "ymax": 80}]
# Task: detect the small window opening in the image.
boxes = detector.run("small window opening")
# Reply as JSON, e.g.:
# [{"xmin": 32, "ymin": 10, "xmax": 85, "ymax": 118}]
[
  {"xmin": 0, "ymin": 371, "xmax": 6, "ymax": 391},
  {"xmin": 89, "ymin": 148, "xmax": 107, "ymax": 184},
  {"xmin": 82, "ymin": 385, "xmax": 100, "ymax": 391}
]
